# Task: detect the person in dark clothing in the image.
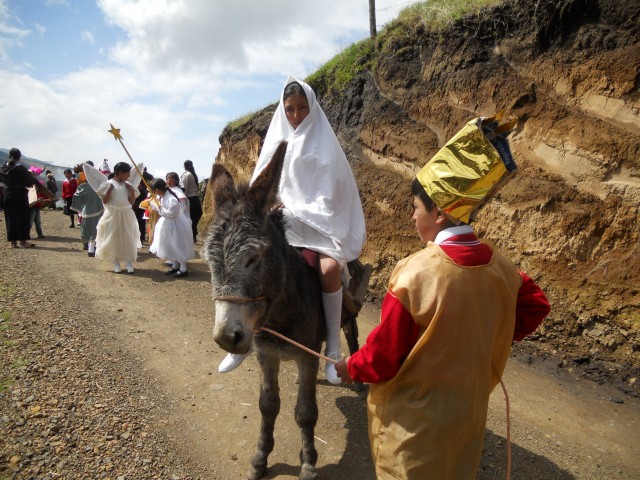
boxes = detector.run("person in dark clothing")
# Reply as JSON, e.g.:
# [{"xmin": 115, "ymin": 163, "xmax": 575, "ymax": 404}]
[
  {"xmin": 45, "ymin": 170, "xmax": 59, "ymax": 209},
  {"xmin": 133, "ymin": 181, "xmax": 149, "ymax": 244},
  {"xmin": 142, "ymin": 166, "xmax": 154, "ymax": 183},
  {"xmin": 0, "ymin": 148, "xmax": 38, "ymax": 247},
  {"xmin": 180, "ymin": 160, "xmax": 202, "ymax": 242}
]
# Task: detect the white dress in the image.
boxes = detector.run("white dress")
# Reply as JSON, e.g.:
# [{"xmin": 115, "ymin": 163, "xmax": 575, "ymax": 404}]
[
  {"xmin": 95, "ymin": 179, "xmax": 141, "ymax": 263},
  {"xmin": 149, "ymin": 191, "xmax": 194, "ymax": 262}
]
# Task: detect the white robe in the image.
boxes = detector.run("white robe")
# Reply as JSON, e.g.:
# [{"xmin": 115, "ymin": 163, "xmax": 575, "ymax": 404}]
[
  {"xmin": 150, "ymin": 191, "xmax": 194, "ymax": 263},
  {"xmin": 95, "ymin": 179, "xmax": 141, "ymax": 263},
  {"xmin": 251, "ymin": 76, "xmax": 366, "ymax": 267}
]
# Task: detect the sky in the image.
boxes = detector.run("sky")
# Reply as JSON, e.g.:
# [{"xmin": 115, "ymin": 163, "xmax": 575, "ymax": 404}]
[{"xmin": 0, "ymin": 0, "xmax": 421, "ymax": 179}]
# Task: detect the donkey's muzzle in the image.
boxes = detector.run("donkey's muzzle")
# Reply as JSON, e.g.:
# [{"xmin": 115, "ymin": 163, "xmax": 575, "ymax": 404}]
[
  {"xmin": 214, "ymin": 328, "xmax": 251, "ymax": 354},
  {"xmin": 212, "ymin": 301, "xmax": 253, "ymax": 354}
]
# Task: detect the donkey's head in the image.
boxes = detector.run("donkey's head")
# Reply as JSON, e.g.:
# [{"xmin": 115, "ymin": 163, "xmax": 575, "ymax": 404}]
[{"xmin": 201, "ymin": 141, "xmax": 288, "ymax": 354}]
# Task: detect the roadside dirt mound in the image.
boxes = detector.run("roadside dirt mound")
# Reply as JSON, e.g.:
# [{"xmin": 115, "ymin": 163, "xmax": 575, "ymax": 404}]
[{"xmin": 212, "ymin": 0, "xmax": 640, "ymax": 394}]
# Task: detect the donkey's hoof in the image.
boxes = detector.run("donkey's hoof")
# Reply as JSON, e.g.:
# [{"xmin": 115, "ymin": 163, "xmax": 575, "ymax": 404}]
[
  {"xmin": 248, "ymin": 462, "xmax": 267, "ymax": 480},
  {"xmin": 299, "ymin": 464, "xmax": 318, "ymax": 480}
]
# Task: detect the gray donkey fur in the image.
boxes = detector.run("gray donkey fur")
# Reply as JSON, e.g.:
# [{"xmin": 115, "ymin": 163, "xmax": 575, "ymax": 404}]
[{"xmin": 202, "ymin": 141, "xmax": 325, "ymax": 480}]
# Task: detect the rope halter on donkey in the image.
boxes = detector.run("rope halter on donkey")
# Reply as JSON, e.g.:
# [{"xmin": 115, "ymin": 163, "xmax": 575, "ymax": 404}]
[{"xmin": 214, "ymin": 295, "xmax": 339, "ymax": 364}]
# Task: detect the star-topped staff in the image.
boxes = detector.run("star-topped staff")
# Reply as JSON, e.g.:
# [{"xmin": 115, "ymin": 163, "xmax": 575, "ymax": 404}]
[{"xmin": 108, "ymin": 123, "xmax": 153, "ymax": 193}]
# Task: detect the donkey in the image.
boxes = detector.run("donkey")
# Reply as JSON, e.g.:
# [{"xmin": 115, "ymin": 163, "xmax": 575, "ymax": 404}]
[{"xmin": 202, "ymin": 141, "xmax": 325, "ymax": 480}]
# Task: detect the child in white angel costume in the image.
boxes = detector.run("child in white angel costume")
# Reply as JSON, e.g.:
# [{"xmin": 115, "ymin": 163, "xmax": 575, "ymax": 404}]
[
  {"xmin": 84, "ymin": 161, "xmax": 142, "ymax": 274},
  {"xmin": 148, "ymin": 178, "xmax": 195, "ymax": 278}
]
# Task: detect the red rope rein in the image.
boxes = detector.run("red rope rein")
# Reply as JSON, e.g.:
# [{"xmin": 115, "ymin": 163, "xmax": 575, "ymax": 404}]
[
  {"xmin": 258, "ymin": 326, "xmax": 338, "ymax": 364},
  {"xmin": 499, "ymin": 378, "xmax": 512, "ymax": 480}
]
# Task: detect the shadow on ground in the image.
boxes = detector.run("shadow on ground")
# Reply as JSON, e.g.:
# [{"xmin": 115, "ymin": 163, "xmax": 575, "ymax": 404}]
[{"xmin": 261, "ymin": 390, "xmax": 576, "ymax": 480}]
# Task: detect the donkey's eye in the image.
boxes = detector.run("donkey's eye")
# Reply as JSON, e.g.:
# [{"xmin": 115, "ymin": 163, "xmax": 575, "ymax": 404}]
[{"xmin": 245, "ymin": 254, "xmax": 261, "ymax": 269}]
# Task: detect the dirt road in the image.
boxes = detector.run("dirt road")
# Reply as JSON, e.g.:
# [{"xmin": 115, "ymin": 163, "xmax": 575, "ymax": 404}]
[{"xmin": 1, "ymin": 209, "xmax": 638, "ymax": 479}]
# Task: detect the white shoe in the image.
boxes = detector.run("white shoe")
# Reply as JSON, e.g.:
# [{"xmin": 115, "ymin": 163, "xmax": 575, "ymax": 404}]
[
  {"xmin": 325, "ymin": 352, "xmax": 343, "ymax": 385},
  {"xmin": 218, "ymin": 348, "xmax": 251, "ymax": 373},
  {"xmin": 114, "ymin": 263, "xmax": 122, "ymax": 273},
  {"xmin": 126, "ymin": 262, "xmax": 134, "ymax": 274}
]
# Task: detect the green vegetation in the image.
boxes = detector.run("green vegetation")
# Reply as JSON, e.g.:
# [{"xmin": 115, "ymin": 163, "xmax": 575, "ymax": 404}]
[
  {"xmin": 227, "ymin": 109, "xmax": 262, "ymax": 132},
  {"xmin": 398, "ymin": 0, "xmax": 500, "ymax": 29},
  {"xmin": 227, "ymin": 0, "xmax": 502, "ymax": 120},
  {"xmin": 11, "ymin": 358, "xmax": 28, "ymax": 369},
  {"xmin": 0, "ymin": 377, "xmax": 15, "ymax": 393},
  {"xmin": 0, "ymin": 283, "xmax": 16, "ymax": 297},
  {"xmin": 307, "ymin": 0, "xmax": 502, "ymax": 96},
  {"xmin": 0, "ymin": 310, "xmax": 9, "ymax": 325},
  {"xmin": 306, "ymin": 38, "xmax": 375, "ymax": 96}
]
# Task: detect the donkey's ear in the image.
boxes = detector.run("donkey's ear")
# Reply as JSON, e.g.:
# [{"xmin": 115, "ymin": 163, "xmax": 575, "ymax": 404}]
[
  {"xmin": 249, "ymin": 141, "xmax": 287, "ymax": 213},
  {"xmin": 209, "ymin": 163, "xmax": 236, "ymax": 211}
]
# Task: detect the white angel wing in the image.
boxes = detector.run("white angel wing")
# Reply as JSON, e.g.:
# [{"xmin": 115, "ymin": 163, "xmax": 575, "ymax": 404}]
[
  {"xmin": 83, "ymin": 162, "xmax": 108, "ymax": 195},
  {"xmin": 128, "ymin": 162, "xmax": 144, "ymax": 190}
]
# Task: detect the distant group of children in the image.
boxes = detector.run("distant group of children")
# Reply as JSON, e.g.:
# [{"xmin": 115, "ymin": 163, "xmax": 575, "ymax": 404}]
[{"xmin": 66, "ymin": 159, "xmax": 202, "ymax": 277}]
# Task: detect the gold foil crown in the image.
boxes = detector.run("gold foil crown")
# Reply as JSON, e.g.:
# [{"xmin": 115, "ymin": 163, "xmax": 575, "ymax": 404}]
[{"xmin": 417, "ymin": 113, "xmax": 517, "ymax": 224}]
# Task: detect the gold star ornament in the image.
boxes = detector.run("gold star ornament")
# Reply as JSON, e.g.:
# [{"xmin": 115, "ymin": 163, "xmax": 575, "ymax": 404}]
[{"xmin": 108, "ymin": 124, "xmax": 123, "ymax": 140}]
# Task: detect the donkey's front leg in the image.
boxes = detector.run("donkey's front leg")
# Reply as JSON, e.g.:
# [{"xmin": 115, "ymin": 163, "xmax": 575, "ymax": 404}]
[
  {"xmin": 295, "ymin": 357, "xmax": 319, "ymax": 480},
  {"xmin": 249, "ymin": 354, "xmax": 280, "ymax": 480}
]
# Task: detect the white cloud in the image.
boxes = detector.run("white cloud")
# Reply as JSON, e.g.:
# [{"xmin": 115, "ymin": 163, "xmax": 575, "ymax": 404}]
[
  {"xmin": 81, "ymin": 30, "xmax": 95, "ymax": 44},
  {"xmin": 1, "ymin": 0, "xmax": 422, "ymax": 176},
  {"xmin": 0, "ymin": 0, "xmax": 30, "ymax": 63},
  {"xmin": 97, "ymin": 0, "xmax": 391, "ymax": 75}
]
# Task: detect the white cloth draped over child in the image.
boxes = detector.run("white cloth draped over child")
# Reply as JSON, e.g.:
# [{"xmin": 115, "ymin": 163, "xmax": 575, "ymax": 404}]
[
  {"xmin": 250, "ymin": 76, "xmax": 366, "ymax": 272},
  {"xmin": 149, "ymin": 190, "xmax": 195, "ymax": 263}
]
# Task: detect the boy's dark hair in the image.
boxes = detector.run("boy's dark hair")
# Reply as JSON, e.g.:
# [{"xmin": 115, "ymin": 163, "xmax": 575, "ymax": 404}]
[
  {"xmin": 64, "ymin": 168, "xmax": 72, "ymax": 175},
  {"xmin": 113, "ymin": 162, "xmax": 132, "ymax": 175},
  {"xmin": 411, "ymin": 178, "xmax": 436, "ymax": 211},
  {"xmin": 412, "ymin": 177, "xmax": 466, "ymax": 226}
]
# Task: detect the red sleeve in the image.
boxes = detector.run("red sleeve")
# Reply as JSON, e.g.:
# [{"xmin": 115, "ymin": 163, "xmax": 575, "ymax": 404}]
[
  {"xmin": 347, "ymin": 291, "xmax": 420, "ymax": 384},
  {"xmin": 513, "ymin": 272, "xmax": 550, "ymax": 341}
]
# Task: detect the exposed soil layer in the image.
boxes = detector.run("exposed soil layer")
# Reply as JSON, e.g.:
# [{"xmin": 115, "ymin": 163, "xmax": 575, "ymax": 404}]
[{"xmin": 212, "ymin": 0, "xmax": 640, "ymax": 394}]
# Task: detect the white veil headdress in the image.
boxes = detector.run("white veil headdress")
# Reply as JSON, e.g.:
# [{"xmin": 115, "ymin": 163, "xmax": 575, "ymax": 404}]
[{"xmin": 251, "ymin": 76, "xmax": 365, "ymax": 263}]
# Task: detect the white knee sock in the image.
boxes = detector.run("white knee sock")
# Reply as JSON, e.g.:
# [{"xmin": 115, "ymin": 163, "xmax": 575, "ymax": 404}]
[
  {"xmin": 88, "ymin": 241, "xmax": 95, "ymax": 253},
  {"xmin": 322, "ymin": 289, "xmax": 343, "ymax": 356}
]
